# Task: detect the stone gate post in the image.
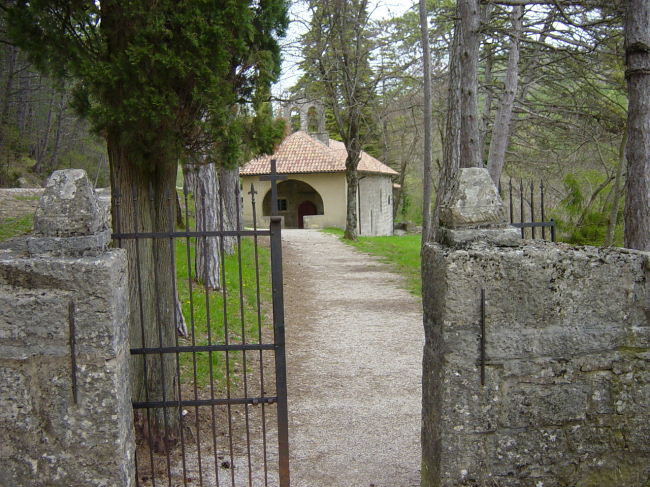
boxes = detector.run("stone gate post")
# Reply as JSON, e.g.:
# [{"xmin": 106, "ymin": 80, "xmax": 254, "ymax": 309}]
[
  {"xmin": 421, "ymin": 168, "xmax": 650, "ymax": 487},
  {"xmin": 0, "ymin": 169, "xmax": 135, "ymax": 486}
]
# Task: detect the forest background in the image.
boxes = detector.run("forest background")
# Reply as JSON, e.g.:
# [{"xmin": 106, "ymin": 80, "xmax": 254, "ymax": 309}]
[{"xmin": 0, "ymin": 0, "xmax": 629, "ymax": 246}]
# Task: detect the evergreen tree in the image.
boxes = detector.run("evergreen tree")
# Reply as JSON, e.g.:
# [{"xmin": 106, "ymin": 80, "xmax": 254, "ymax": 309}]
[{"xmin": 2, "ymin": 0, "xmax": 287, "ymax": 447}]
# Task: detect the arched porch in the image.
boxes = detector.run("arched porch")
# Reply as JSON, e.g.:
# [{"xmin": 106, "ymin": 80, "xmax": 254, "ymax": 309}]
[{"xmin": 263, "ymin": 179, "xmax": 325, "ymax": 228}]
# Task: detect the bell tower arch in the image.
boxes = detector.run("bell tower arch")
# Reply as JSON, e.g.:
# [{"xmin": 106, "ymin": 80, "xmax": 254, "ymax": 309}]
[{"xmin": 281, "ymin": 98, "xmax": 329, "ymax": 145}]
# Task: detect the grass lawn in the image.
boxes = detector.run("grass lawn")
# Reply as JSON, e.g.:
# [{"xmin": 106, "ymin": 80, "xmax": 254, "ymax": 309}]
[
  {"xmin": 0, "ymin": 215, "xmax": 34, "ymax": 242},
  {"xmin": 175, "ymin": 236, "xmax": 272, "ymax": 388},
  {"xmin": 323, "ymin": 228, "xmax": 422, "ymax": 296},
  {"xmin": 0, "ymin": 203, "xmax": 272, "ymax": 390}
]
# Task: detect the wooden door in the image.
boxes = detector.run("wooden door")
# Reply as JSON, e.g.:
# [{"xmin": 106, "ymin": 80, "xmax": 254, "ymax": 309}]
[{"xmin": 298, "ymin": 200, "xmax": 317, "ymax": 229}]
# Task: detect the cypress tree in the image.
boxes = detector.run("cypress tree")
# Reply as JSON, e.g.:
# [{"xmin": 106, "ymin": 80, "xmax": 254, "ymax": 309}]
[{"xmin": 3, "ymin": 0, "xmax": 287, "ymax": 447}]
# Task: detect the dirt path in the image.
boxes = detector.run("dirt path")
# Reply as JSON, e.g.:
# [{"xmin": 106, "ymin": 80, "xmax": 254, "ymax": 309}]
[{"xmin": 282, "ymin": 230, "xmax": 423, "ymax": 487}]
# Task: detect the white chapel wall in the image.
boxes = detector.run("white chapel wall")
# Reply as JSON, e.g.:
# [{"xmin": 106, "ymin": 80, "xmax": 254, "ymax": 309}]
[
  {"xmin": 357, "ymin": 174, "xmax": 393, "ymax": 236},
  {"xmin": 241, "ymin": 173, "xmax": 347, "ymax": 229}
]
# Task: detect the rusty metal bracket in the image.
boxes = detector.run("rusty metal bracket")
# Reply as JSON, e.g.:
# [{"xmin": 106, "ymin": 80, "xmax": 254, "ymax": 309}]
[
  {"xmin": 480, "ymin": 289, "xmax": 486, "ymax": 387},
  {"xmin": 68, "ymin": 300, "xmax": 78, "ymax": 404}
]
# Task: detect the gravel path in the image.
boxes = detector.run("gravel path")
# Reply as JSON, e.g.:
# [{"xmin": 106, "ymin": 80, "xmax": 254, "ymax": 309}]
[{"xmin": 282, "ymin": 230, "xmax": 423, "ymax": 487}]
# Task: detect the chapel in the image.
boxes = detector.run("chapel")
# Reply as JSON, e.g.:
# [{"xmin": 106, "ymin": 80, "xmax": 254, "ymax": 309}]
[{"xmin": 240, "ymin": 100, "xmax": 398, "ymax": 236}]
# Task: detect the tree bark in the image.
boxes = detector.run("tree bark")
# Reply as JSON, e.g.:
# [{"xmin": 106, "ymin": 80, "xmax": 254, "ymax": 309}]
[
  {"xmin": 47, "ymin": 90, "xmax": 66, "ymax": 174},
  {"xmin": 219, "ymin": 165, "xmax": 239, "ymax": 255},
  {"xmin": 605, "ymin": 130, "xmax": 627, "ymax": 247},
  {"xmin": 34, "ymin": 85, "xmax": 55, "ymax": 174},
  {"xmin": 345, "ymin": 156, "xmax": 360, "ymax": 240},
  {"xmin": 17, "ymin": 66, "xmax": 32, "ymax": 139},
  {"xmin": 419, "ymin": 0, "xmax": 434, "ymax": 244},
  {"xmin": 393, "ymin": 134, "xmax": 416, "ymax": 220},
  {"xmin": 1, "ymin": 45, "xmax": 18, "ymax": 128},
  {"xmin": 487, "ymin": 5, "xmax": 522, "ymax": 185},
  {"xmin": 432, "ymin": 22, "xmax": 461, "ymax": 241},
  {"xmin": 344, "ymin": 129, "xmax": 362, "ymax": 239},
  {"xmin": 480, "ymin": 44, "xmax": 494, "ymax": 162},
  {"xmin": 458, "ymin": 0, "xmax": 481, "ymax": 169},
  {"xmin": 624, "ymin": 0, "xmax": 650, "ymax": 251},
  {"xmin": 191, "ymin": 162, "xmax": 222, "ymax": 290},
  {"xmin": 108, "ymin": 129, "xmax": 181, "ymax": 451}
]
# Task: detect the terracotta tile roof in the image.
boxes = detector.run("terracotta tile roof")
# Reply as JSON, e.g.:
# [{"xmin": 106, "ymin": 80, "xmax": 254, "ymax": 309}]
[{"xmin": 241, "ymin": 131, "xmax": 398, "ymax": 177}]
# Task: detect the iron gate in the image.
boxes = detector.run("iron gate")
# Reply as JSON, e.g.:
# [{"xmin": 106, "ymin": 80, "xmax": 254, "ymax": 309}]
[{"xmin": 112, "ymin": 164, "xmax": 289, "ymax": 487}]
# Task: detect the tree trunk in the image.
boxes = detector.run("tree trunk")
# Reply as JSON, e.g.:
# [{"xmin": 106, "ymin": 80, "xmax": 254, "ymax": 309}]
[
  {"xmin": 34, "ymin": 85, "xmax": 55, "ymax": 174},
  {"xmin": 624, "ymin": 0, "xmax": 650, "ymax": 251},
  {"xmin": 17, "ymin": 68, "xmax": 32, "ymax": 140},
  {"xmin": 605, "ymin": 130, "xmax": 627, "ymax": 247},
  {"xmin": 47, "ymin": 90, "xmax": 66, "ymax": 173},
  {"xmin": 487, "ymin": 5, "xmax": 522, "ymax": 185},
  {"xmin": 190, "ymin": 162, "xmax": 222, "ymax": 290},
  {"xmin": 219, "ymin": 165, "xmax": 239, "ymax": 255},
  {"xmin": 108, "ymin": 130, "xmax": 181, "ymax": 451},
  {"xmin": 419, "ymin": 0, "xmax": 434, "ymax": 244},
  {"xmin": 432, "ymin": 22, "xmax": 461, "ymax": 241},
  {"xmin": 344, "ymin": 139, "xmax": 362, "ymax": 240},
  {"xmin": 458, "ymin": 0, "xmax": 481, "ymax": 169},
  {"xmin": 393, "ymin": 134, "xmax": 415, "ymax": 220},
  {"xmin": 182, "ymin": 162, "xmax": 198, "ymax": 195},
  {"xmin": 175, "ymin": 191, "xmax": 185, "ymax": 229},
  {"xmin": 1, "ymin": 45, "xmax": 18, "ymax": 128},
  {"xmin": 575, "ymin": 175, "xmax": 614, "ymax": 228},
  {"xmin": 480, "ymin": 44, "xmax": 494, "ymax": 163}
]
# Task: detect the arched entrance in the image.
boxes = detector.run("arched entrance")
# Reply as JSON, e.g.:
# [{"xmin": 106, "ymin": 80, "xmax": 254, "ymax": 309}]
[
  {"xmin": 263, "ymin": 179, "xmax": 324, "ymax": 228},
  {"xmin": 298, "ymin": 201, "xmax": 317, "ymax": 229}
]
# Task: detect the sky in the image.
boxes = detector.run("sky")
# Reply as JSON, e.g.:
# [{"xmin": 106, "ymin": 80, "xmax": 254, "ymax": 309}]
[{"xmin": 273, "ymin": 0, "xmax": 416, "ymax": 96}]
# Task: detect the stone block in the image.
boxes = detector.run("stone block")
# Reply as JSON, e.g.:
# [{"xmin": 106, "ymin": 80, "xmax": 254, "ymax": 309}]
[
  {"xmin": 0, "ymin": 365, "xmax": 32, "ymax": 424},
  {"xmin": 0, "ymin": 241, "xmax": 134, "ymax": 486},
  {"xmin": 34, "ymin": 169, "xmax": 107, "ymax": 237},
  {"xmin": 0, "ymin": 287, "xmax": 69, "ymax": 344},
  {"xmin": 26, "ymin": 229, "xmax": 111, "ymax": 255},
  {"xmin": 491, "ymin": 428, "xmax": 569, "ymax": 476},
  {"xmin": 572, "ymin": 453, "xmax": 650, "ymax": 487},
  {"xmin": 438, "ymin": 226, "xmax": 521, "ymax": 247},
  {"xmin": 621, "ymin": 414, "xmax": 650, "ymax": 453},
  {"xmin": 499, "ymin": 383, "xmax": 589, "ymax": 428},
  {"xmin": 439, "ymin": 168, "xmax": 507, "ymax": 228},
  {"xmin": 421, "ymin": 241, "xmax": 650, "ymax": 487},
  {"xmin": 0, "ymin": 250, "xmax": 129, "ymax": 359}
]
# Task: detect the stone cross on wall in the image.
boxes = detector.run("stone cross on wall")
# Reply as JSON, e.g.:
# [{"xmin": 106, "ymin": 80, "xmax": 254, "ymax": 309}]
[{"xmin": 436, "ymin": 167, "xmax": 520, "ymax": 247}]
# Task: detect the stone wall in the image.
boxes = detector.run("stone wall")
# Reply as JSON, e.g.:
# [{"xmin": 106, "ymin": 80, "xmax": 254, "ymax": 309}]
[
  {"xmin": 421, "ymin": 168, "xmax": 650, "ymax": 487},
  {"xmin": 358, "ymin": 174, "xmax": 393, "ymax": 236},
  {"xmin": 0, "ymin": 170, "xmax": 135, "ymax": 487}
]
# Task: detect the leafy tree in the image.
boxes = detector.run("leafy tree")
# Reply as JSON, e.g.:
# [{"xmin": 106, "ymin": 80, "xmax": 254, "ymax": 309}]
[
  {"xmin": 2, "ymin": 0, "xmax": 287, "ymax": 446},
  {"xmin": 298, "ymin": 0, "xmax": 378, "ymax": 240}
]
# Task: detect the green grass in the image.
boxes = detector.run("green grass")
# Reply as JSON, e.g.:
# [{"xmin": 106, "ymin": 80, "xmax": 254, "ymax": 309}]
[
  {"xmin": 323, "ymin": 228, "xmax": 422, "ymax": 296},
  {"xmin": 175, "ymin": 236, "xmax": 272, "ymax": 388},
  {"xmin": 13, "ymin": 195, "xmax": 40, "ymax": 201},
  {"xmin": 0, "ymin": 215, "xmax": 33, "ymax": 242},
  {"xmin": 0, "ymin": 197, "xmax": 273, "ymax": 390}
]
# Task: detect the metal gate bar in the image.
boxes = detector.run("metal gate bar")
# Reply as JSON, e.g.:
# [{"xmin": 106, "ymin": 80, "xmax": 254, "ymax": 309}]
[
  {"xmin": 506, "ymin": 178, "xmax": 557, "ymax": 242},
  {"xmin": 112, "ymin": 164, "xmax": 290, "ymax": 487}
]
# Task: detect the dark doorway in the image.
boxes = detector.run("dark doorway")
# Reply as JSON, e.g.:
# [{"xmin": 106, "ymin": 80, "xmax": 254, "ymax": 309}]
[
  {"xmin": 263, "ymin": 179, "xmax": 324, "ymax": 228},
  {"xmin": 298, "ymin": 200, "xmax": 317, "ymax": 229}
]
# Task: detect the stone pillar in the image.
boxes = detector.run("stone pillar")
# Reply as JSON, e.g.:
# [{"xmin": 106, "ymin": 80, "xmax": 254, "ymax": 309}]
[
  {"xmin": 421, "ymin": 168, "xmax": 650, "ymax": 486},
  {"xmin": 435, "ymin": 167, "xmax": 519, "ymax": 247},
  {"xmin": 0, "ymin": 169, "xmax": 135, "ymax": 487}
]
